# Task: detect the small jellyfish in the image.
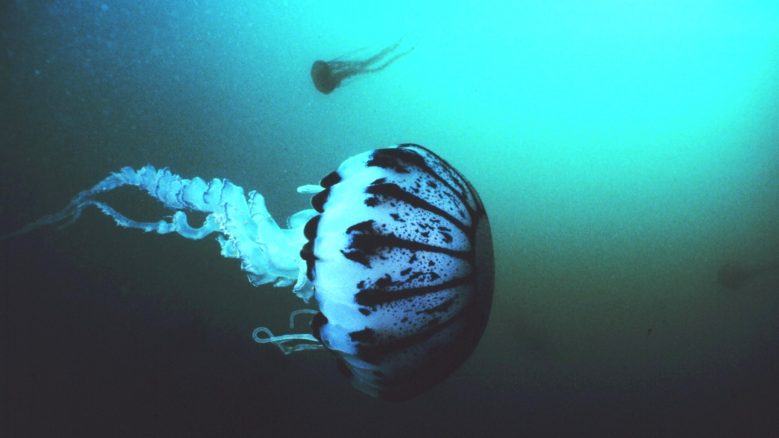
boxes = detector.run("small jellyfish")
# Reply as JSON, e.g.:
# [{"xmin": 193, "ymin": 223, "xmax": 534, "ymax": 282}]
[{"xmin": 311, "ymin": 40, "xmax": 414, "ymax": 94}]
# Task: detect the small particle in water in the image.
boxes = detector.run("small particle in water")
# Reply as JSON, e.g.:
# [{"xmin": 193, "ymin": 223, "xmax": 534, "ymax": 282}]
[
  {"xmin": 33, "ymin": 68, "xmax": 41, "ymax": 77},
  {"xmin": 100, "ymin": 3, "xmax": 109, "ymax": 12},
  {"xmin": 646, "ymin": 328, "xmax": 653, "ymax": 336}
]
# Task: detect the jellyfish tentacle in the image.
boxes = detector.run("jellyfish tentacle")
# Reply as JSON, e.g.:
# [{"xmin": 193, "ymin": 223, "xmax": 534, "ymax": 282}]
[
  {"xmin": 354, "ymin": 40, "xmax": 401, "ymax": 69},
  {"xmin": 252, "ymin": 326, "xmax": 323, "ymax": 355},
  {"xmin": 251, "ymin": 308, "xmax": 322, "ymax": 354},
  {"xmin": 88, "ymin": 200, "xmax": 220, "ymax": 238},
  {"xmin": 362, "ymin": 47, "xmax": 415, "ymax": 74},
  {"xmin": 4, "ymin": 165, "xmax": 316, "ymax": 300},
  {"xmin": 289, "ymin": 308, "xmax": 319, "ymax": 328},
  {"xmin": 1, "ymin": 172, "xmax": 128, "ymax": 239}
]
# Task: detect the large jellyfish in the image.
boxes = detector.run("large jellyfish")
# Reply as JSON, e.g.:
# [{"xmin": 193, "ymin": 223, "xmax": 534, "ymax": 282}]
[
  {"xmin": 4, "ymin": 144, "xmax": 494, "ymax": 401},
  {"xmin": 311, "ymin": 40, "xmax": 414, "ymax": 94}
]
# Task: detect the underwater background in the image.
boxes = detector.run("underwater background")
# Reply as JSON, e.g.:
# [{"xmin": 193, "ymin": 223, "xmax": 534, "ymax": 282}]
[{"xmin": 2, "ymin": 0, "xmax": 778, "ymax": 436}]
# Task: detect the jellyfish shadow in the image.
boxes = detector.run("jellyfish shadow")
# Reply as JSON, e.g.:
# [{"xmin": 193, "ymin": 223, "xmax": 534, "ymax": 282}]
[
  {"xmin": 310, "ymin": 40, "xmax": 414, "ymax": 94},
  {"xmin": 717, "ymin": 261, "xmax": 779, "ymax": 290}
]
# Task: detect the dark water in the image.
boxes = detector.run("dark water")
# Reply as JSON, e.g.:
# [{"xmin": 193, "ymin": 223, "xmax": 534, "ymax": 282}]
[{"xmin": 2, "ymin": 1, "xmax": 779, "ymax": 436}]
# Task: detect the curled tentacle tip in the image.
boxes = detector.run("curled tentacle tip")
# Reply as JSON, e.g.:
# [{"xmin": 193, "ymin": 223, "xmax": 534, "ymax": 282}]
[
  {"xmin": 251, "ymin": 326, "xmax": 323, "ymax": 355},
  {"xmin": 252, "ymin": 326, "xmax": 275, "ymax": 344}
]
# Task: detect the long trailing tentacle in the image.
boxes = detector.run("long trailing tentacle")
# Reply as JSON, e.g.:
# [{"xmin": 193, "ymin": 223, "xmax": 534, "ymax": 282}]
[
  {"xmin": 2, "ymin": 172, "xmax": 129, "ymax": 238},
  {"xmin": 3, "ymin": 165, "xmax": 318, "ymax": 301}
]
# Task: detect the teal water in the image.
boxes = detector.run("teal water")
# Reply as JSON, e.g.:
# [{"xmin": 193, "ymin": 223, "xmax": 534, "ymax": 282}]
[{"xmin": 2, "ymin": 1, "xmax": 778, "ymax": 436}]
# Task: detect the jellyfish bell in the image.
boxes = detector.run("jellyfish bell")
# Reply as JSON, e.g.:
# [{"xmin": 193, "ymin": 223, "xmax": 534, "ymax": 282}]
[
  {"xmin": 310, "ymin": 60, "xmax": 338, "ymax": 94},
  {"xmin": 3, "ymin": 143, "xmax": 493, "ymax": 401},
  {"xmin": 301, "ymin": 144, "xmax": 493, "ymax": 400}
]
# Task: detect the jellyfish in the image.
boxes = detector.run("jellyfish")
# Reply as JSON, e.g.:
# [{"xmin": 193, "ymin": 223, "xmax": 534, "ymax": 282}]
[
  {"xmin": 4, "ymin": 144, "xmax": 493, "ymax": 401},
  {"xmin": 311, "ymin": 40, "xmax": 414, "ymax": 94}
]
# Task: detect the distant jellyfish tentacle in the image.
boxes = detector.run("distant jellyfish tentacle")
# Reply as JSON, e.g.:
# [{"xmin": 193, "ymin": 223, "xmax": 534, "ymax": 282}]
[{"xmin": 361, "ymin": 47, "xmax": 415, "ymax": 74}]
